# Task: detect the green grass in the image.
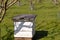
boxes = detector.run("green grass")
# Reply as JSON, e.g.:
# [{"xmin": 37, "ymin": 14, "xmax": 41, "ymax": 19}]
[{"xmin": 0, "ymin": 0, "xmax": 60, "ymax": 40}]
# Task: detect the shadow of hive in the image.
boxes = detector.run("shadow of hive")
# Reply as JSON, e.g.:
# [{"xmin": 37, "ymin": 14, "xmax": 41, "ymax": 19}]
[{"xmin": 32, "ymin": 30, "xmax": 48, "ymax": 40}]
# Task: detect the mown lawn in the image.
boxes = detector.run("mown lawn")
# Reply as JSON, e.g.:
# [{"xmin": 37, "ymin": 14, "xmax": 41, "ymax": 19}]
[{"xmin": 0, "ymin": 0, "xmax": 60, "ymax": 40}]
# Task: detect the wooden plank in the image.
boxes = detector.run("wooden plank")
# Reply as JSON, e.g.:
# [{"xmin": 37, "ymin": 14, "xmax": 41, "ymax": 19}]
[{"xmin": 15, "ymin": 37, "xmax": 32, "ymax": 40}]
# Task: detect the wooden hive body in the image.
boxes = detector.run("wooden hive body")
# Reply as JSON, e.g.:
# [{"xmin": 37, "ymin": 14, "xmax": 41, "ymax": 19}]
[{"xmin": 14, "ymin": 22, "xmax": 35, "ymax": 40}]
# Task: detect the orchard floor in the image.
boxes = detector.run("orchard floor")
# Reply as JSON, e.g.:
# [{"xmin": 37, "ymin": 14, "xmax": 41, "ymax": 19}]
[{"xmin": 0, "ymin": 0, "xmax": 60, "ymax": 40}]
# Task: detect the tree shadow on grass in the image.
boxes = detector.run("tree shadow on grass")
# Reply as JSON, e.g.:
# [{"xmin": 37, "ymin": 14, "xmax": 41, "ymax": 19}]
[
  {"xmin": 1, "ymin": 24, "xmax": 14, "ymax": 40},
  {"xmin": 32, "ymin": 30, "xmax": 48, "ymax": 40},
  {"xmin": 2, "ymin": 30, "xmax": 14, "ymax": 40}
]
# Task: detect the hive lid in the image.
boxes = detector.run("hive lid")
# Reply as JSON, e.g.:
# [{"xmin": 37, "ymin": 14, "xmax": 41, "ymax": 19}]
[{"xmin": 13, "ymin": 14, "xmax": 37, "ymax": 22}]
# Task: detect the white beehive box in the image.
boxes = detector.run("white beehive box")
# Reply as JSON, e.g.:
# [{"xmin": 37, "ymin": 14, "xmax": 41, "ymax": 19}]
[
  {"xmin": 13, "ymin": 14, "xmax": 37, "ymax": 40},
  {"xmin": 14, "ymin": 22, "xmax": 35, "ymax": 38}
]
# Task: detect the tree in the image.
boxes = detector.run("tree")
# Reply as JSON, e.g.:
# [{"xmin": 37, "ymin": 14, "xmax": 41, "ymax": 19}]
[
  {"xmin": 0, "ymin": 0, "xmax": 18, "ymax": 22},
  {"xmin": 16, "ymin": 0, "xmax": 21, "ymax": 6},
  {"xmin": 0, "ymin": 28, "xmax": 1, "ymax": 40},
  {"xmin": 52, "ymin": 0, "xmax": 59, "ymax": 5},
  {"xmin": 29, "ymin": 0, "xmax": 34, "ymax": 10},
  {"xmin": 37, "ymin": 0, "xmax": 42, "ymax": 3}
]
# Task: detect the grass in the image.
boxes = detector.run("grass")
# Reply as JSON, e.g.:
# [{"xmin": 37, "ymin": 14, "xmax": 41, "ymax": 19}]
[{"xmin": 0, "ymin": 0, "xmax": 60, "ymax": 40}]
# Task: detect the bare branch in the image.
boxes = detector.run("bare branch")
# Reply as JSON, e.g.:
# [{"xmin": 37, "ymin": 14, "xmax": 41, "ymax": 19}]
[
  {"xmin": 6, "ymin": 0, "xmax": 18, "ymax": 9},
  {"xmin": 0, "ymin": 0, "xmax": 18, "ymax": 22}
]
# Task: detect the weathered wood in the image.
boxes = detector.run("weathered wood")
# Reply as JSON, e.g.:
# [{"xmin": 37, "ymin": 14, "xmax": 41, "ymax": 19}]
[{"xmin": 15, "ymin": 37, "xmax": 32, "ymax": 40}]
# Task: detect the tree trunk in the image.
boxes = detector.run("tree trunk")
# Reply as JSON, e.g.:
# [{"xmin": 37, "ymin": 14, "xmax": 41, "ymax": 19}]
[
  {"xmin": 0, "ymin": 27, "xmax": 1, "ymax": 40},
  {"xmin": 52, "ymin": 0, "xmax": 58, "ymax": 5},
  {"xmin": 0, "ymin": 0, "xmax": 8, "ymax": 22},
  {"xmin": 16, "ymin": 0, "xmax": 21, "ymax": 6},
  {"xmin": 37, "ymin": 0, "xmax": 42, "ymax": 3},
  {"xmin": 29, "ymin": 0, "xmax": 34, "ymax": 10},
  {"xmin": 0, "ymin": 0, "xmax": 5, "ymax": 22}
]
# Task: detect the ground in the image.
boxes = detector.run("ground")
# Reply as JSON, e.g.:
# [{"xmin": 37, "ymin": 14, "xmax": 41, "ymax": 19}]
[{"xmin": 0, "ymin": 0, "xmax": 60, "ymax": 40}]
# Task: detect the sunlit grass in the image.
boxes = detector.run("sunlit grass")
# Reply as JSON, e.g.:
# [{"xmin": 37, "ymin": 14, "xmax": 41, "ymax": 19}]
[{"xmin": 0, "ymin": 0, "xmax": 60, "ymax": 40}]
